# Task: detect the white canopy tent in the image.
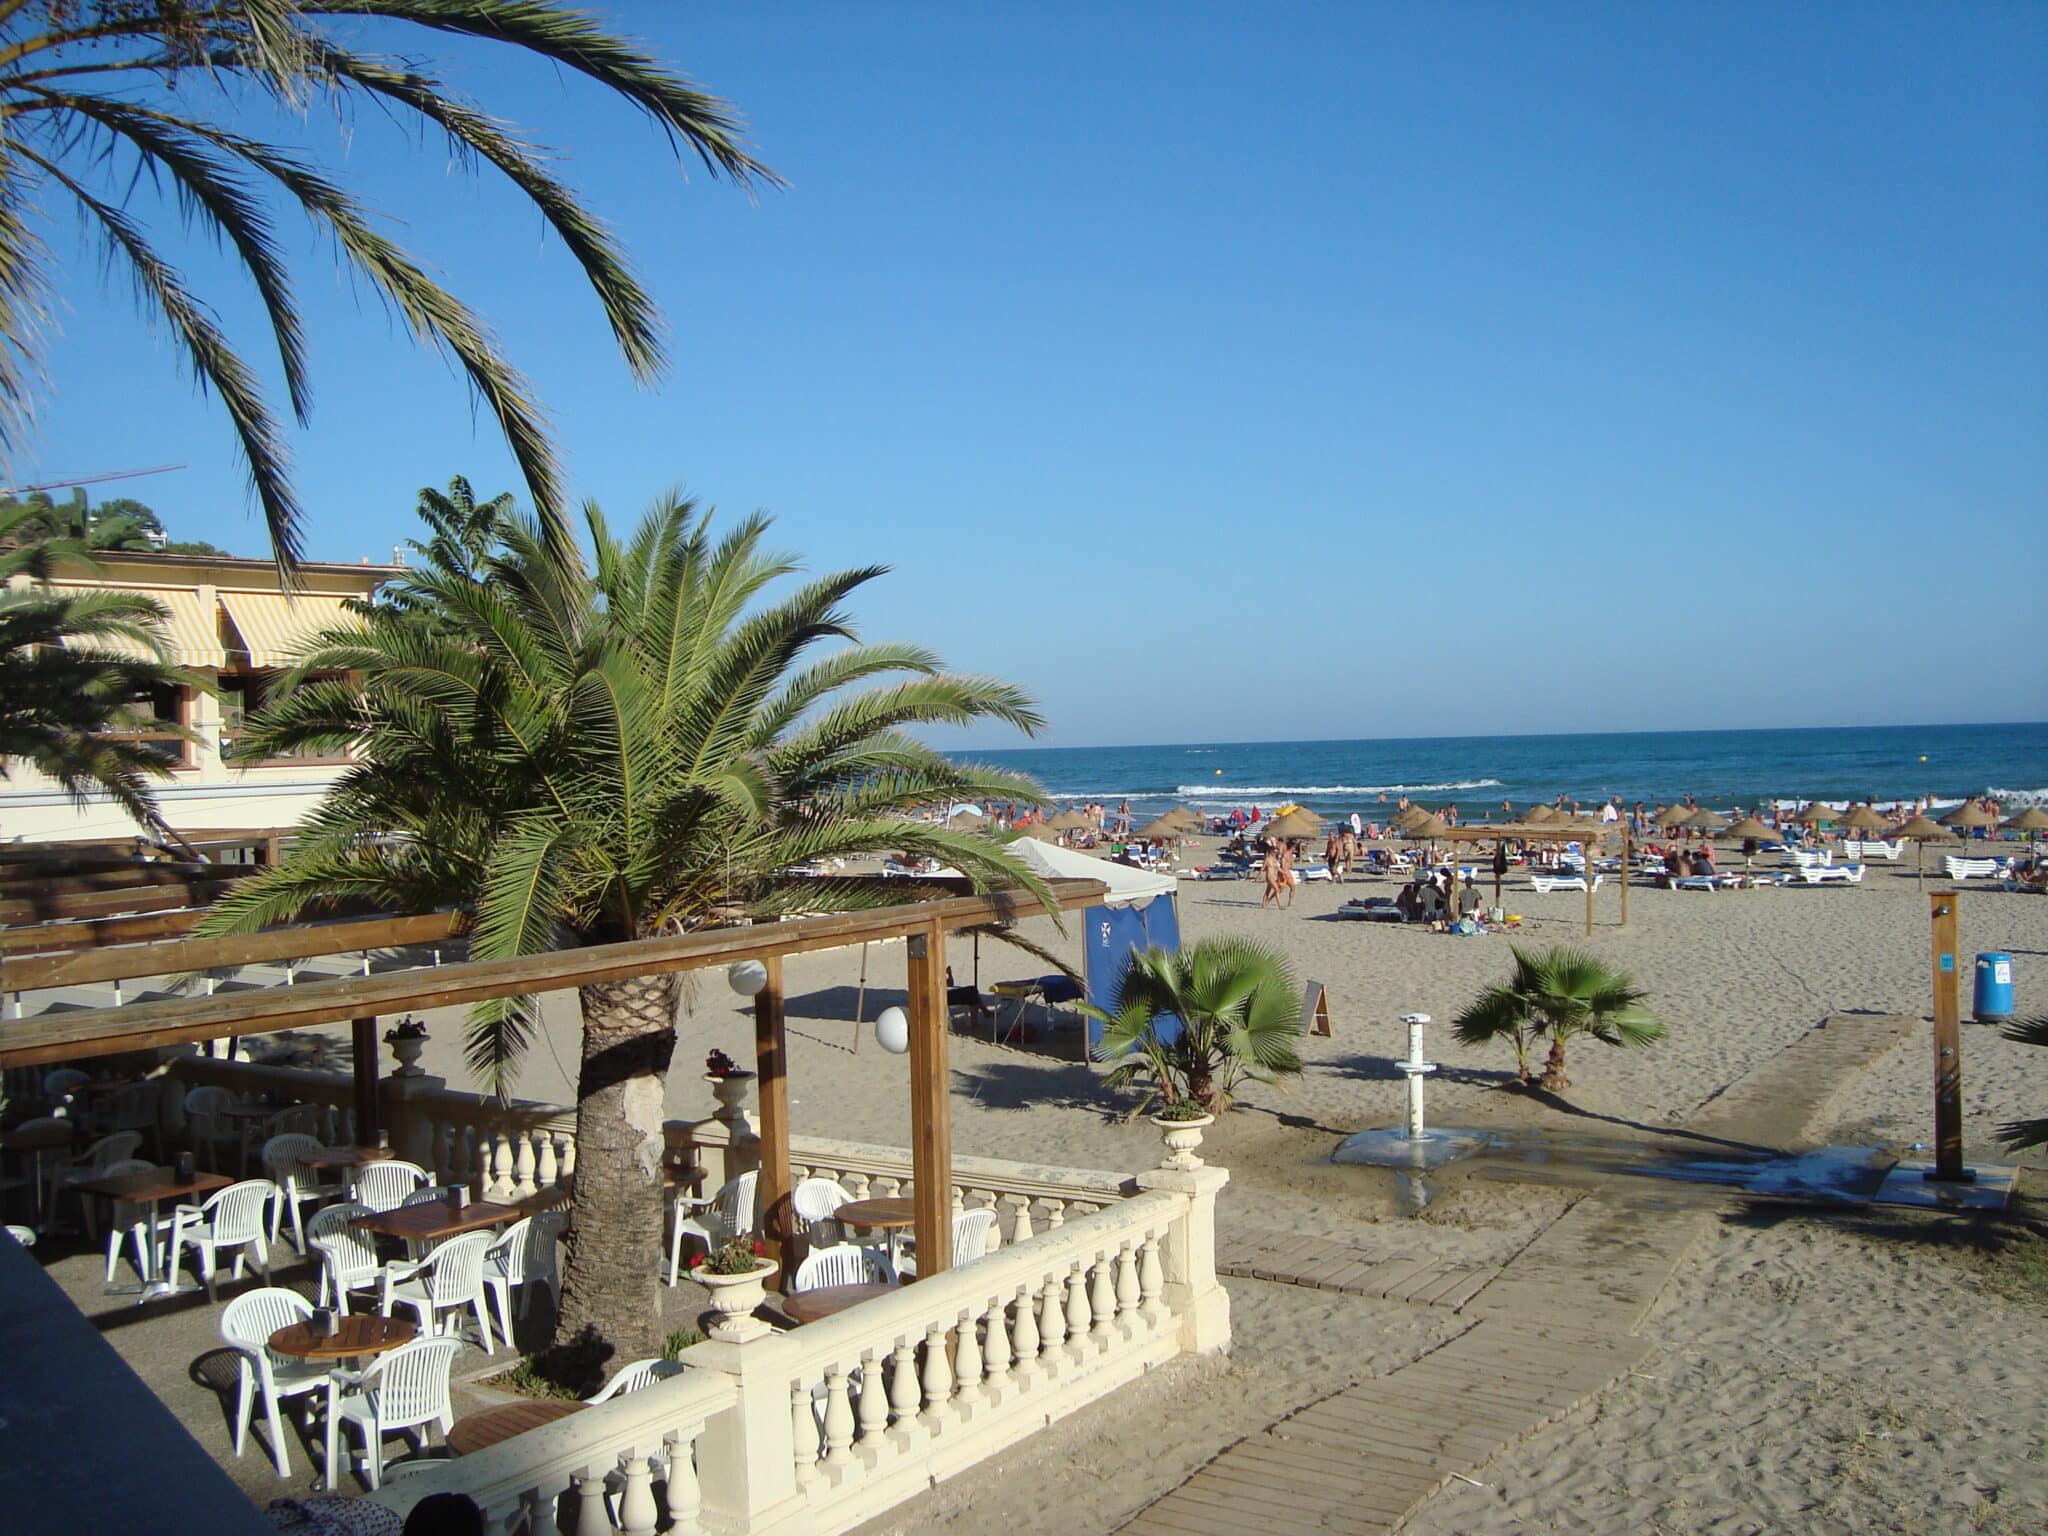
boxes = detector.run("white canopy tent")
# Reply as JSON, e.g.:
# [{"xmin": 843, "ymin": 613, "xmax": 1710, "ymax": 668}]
[{"xmin": 1008, "ymin": 836, "xmax": 1176, "ymax": 906}]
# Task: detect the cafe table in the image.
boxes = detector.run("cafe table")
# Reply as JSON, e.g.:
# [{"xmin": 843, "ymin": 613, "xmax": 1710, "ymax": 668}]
[
  {"xmin": 832, "ymin": 1197, "xmax": 916, "ymax": 1268},
  {"xmin": 72, "ymin": 1165, "xmax": 231, "ymax": 1301},
  {"xmin": 781, "ymin": 1281, "xmax": 897, "ymax": 1325},
  {"xmin": 448, "ymin": 1400, "xmax": 587, "ymax": 1456},
  {"xmin": 301, "ymin": 1144, "xmax": 395, "ymax": 1199},
  {"xmin": 351, "ymin": 1196, "xmax": 525, "ymax": 1247},
  {"xmin": 270, "ymin": 1314, "xmax": 418, "ymax": 1490}
]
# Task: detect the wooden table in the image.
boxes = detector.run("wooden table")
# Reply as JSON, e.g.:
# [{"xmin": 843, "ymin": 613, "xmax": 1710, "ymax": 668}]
[
  {"xmin": 73, "ymin": 1166, "xmax": 231, "ymax": 1301},
  {"xmin": 352, "ymin": 1197, "xmax": 524, "ymax": 1245},
  {"xmin": 448, "ymin": 1399, "xmax": 587, "ymax": 1456},
  {"xmin": 780, "ymin": 1282, "xmax": 896, "ymax": 1325},
  {"xmin": 303, "ymin": 1145, "xmax": 396, "ymax": 1173},
  {"xmin": 270, "ymin": 1315, "xmax": 418, "ymax": 1490},
  {"xmin": 834, "ymin": 1197, "xmax": 916, "ymax": 1267}
]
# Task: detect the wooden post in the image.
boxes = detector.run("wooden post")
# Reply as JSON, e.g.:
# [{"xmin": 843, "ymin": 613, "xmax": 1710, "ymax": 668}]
[
  {"xmin": 1620, "ymin": 825, "xmax": 1631, "ymax": 927},
  {"xmin": 1584, "ymin": 835, "xmax": 1595, "ymax": 936},
  {"xmin": 752, "ymin": 954, "xmax": 793, "ymax": 1265},
  {"xmin": 350, "ymin": 1015, "xmax": 379, "ymax": 1144},
  {"xmin": 1928, "ymin": 891, "xmax": 1970, "ymax": 1183},
  {"xmin": 905, "ymin": 924, "xmax": 952, "ymax": 1279}
]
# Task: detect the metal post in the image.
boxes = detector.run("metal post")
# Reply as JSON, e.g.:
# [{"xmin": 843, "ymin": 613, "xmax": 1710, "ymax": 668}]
[
  {"xmin": 1397, "ymin": 1012, "xmax": 1434, "ymax": 1141},
  {"xmin": 1928, "ymin": 892, "xmax": 1970, "ymax": 1183}
]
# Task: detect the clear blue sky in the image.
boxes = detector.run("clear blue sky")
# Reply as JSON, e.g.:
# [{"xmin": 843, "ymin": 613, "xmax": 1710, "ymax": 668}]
[{"xmin": 19, "ymin": 4, "xmax": 2047, "ymax": 747}]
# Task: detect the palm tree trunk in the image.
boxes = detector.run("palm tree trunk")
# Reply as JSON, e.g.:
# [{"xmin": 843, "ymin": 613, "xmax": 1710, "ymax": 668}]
[
  {"xmin": 551, "ymin": 971, "xmax": 680, "ymax": 1384},
  {"xmin": 1539, "ymin": 1033, "xmax": 1570, "ymax": 1091}
]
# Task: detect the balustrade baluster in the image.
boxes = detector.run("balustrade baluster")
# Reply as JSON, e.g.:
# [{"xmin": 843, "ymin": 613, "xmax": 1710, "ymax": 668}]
[
  {"xmin": 822, "ymin": 1367, "xmax": 856, "ymax": 1464},
  {"xmin": 493, "ymin": 1131, "xmax": 518, "ymax": 1200},
  {"xmin": 846, "ymin": 1172, "xmax": 872, "ymax": 1199},
  {"xmin": 1008, "ymin": 1195, "xmax": 1035, "ymax": 1246},
  {"xmin": 1011, "ymin": 1282, "xmax": 1039, "ymax": 1369},
  {"xmin": 983, "ymin": 1290, "xmax": 1012, "ymax": 1387},
  {"xmin": 1065, "ymin": 1260, "xmax": 1092, "ymax": 1352},
  {"xmin": 558, "ymin": 1132, "xmax": 576, "ymax": 1184},
  {"xmin": 1090, "ymin": 1252, "xmax": 1117, "ymax": 1339},
  {"xmin": 887, "ymin": 1341, "xmax": 919, "ymax": 1423},
  {"xmin": 570, "ymin": 1465, "xmax": 610, "ymax": 1536},
  {"xmin": 949, "ymin": 1185, "xmax": 965, "ymax": 1219},
  {"xmin": 514, "ymin": 1131, "xmax": 539, "ymax": 1198},
  {"xmin": 525, "ymin": 1476, "xmax": 568, "ymax": 1536},
  {"xmin": 953, "ymin": 1304, "xmax": 983, "ymax": 1395},
  {"xmin": 537, "ymin": 1132, "xmax": 559, "ymax": 1190},
  {"xmin": 855, "ymin": 1350, "xmax": 890, "ymax": 1444},
  {"xmin": 1038, "ymin": 1272, "xmax": 1067, "ymax": 1354},
  {"xmin": 663, "ymin": 1423, "xmax": 703, "ymax": 1534},
  {"xmin": 1045, "ymin": 1198, "xmax": 1067, "ymax": 1228},
  {"xmin": 615, "ymin": 1451, "xmax": 658, "ymax": 1534},
  {"xmin": 875, "ymin": 1176, "xmax": 901, "ymax": 1199},
  {"xmin": 1139, "ymin": 1234, "xmax": 1166, "ymax": 1323},
  {"xmin": 1116, "ymin": 1239, "xmax": 1142, "ymax": 1318},
  {"xmin": 919, "ymin": 1323, "xmax": 953, "ymax": 1419},
  {"xmin": 790, "ymin": 1382, "xmax": 820, "ymax": 1485}
]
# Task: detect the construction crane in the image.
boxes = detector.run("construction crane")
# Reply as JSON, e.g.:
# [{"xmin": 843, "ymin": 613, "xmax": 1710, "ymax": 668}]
[{"xmin": 0, "ymin": 463, "xmax": 186, "ymax": 498}]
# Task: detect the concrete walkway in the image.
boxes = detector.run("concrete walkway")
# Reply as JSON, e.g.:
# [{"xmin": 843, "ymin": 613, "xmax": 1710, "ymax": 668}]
[{"xmin": 1119, "ymin": 1198, "xmax": 1707, "ymax": 1536}]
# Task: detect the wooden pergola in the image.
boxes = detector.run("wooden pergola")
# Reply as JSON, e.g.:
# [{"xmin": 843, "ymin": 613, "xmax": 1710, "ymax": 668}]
[
  {"xmin": 0, "ymin": 878, "xmax": 1106, "ymax": 1280},
  {"xmin": 1425, "ymin": 821, "xmax": 1630, "ymax": 934}
]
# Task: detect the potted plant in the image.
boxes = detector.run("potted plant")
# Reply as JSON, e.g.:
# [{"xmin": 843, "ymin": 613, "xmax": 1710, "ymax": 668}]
[
  {"xmin": 384, "ymin": 1016, "xmax": 430, "ymax": 1076},
  {"xmin": 702, "ymin": 1049, "xmax": 757, "ymax": 1123},
  {"xmin": 690, "ymin": 1237, "xmax": 777, "ymax": 1342},
  {"xmin": 1150, "ymin": 1097, "xmax": 1216, "ymax": 1171}
]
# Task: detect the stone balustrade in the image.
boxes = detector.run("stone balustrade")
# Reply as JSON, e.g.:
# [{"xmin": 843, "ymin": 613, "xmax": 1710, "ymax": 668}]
[{"xmin": 170, "ymin": 1055, "xmax": 359, "ymax": 1145}]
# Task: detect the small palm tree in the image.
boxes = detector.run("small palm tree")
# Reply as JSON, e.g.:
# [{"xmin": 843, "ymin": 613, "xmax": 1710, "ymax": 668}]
[
  {"xmin": 195, "ymin": 491, "xmax": 1051, "ymax": 1372},
  {"xmin": 1997, "ymin": 1016, "xmax": 2048, "ymax": 1151},
  {"xmin": 0, "ymin": 504, "xmax": 196, "ymax": 830},
  {"xmin": 1454, "ymin": 946, "xmax": 1663, "ymax": 1091},
  {"xmin": 1087, "ymin": 939, "xmax": 1304, "ymax": 1116},
  {"xmin": 0, "ymin": 2, "xmax": 779, "ymax": 567}
]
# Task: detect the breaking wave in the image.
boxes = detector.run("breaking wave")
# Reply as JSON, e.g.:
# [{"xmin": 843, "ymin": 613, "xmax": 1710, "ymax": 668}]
[{"xmin": 1173, "ymin": 779, "xmax": 1504, "ymax": 797}]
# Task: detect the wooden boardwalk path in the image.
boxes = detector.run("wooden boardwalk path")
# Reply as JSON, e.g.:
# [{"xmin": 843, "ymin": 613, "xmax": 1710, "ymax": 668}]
[
  {"xmin": 1119, "ymin": 1199, "xmax": 1708, "ymax": 1536},
  {"xmin": 1684, "ymin": 1012, "xmax": 1918, "ymax": 1149},
  {"xmin": 1216, "ymin": 1227, "xmax": 1498, "ymax": 1310}
]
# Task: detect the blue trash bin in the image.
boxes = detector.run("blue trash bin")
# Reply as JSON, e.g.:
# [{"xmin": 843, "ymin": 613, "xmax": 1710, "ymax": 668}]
[{"xmin": 1973, "ymin": 952, "xmax": 2014, "ymax": 1023}]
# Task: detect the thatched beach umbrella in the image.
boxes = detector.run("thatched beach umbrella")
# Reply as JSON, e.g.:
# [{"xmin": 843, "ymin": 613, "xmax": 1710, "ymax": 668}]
[
  {"xmin": 1684, "ymin": 809, "xmax": 1729, "ymax": 832},
  {"xmin": 1391, "ymin": 805, "xmax": 1435, "ymax": 833},
  {"xmin": 1720, "ymin": 815, "xmax": 1775, "ymax": 877},
  {"xmin": 947, "ymin": 809, "xmax": 989, "ymax": 831},
  {"xmin": 1838, "ymin": 805, "xmax": 1890, "ymax": 835},
  {"xmin": 1135, "ymin": 814, "xmax": 1186, "ymax": 841},
  {"xmin": 1047, "ymin": 808, "xmax": 1093, "ymax": 832},
  {"xmin": 1019, "ymin": 822, "xmax": 1066, "ymax": 842},
  {"xmin": 1893, "ymin": 814, "xmax": 1953, "ymax": 888},
  {"xmin": 1797, "ymin": 802, "xmax": 1839, "ymax": 827},
  {"xmin": 1523, "ymin": 804, "xmax": 1556, "ymax": 825},
  {"xmin": 1659, "ymin": 805, "xmax": 1697, "ymax": 831},
  {"xmin": 2003, "ymin": 806, "xmax": 2048, "ymax": 842},
  {"xmin": 1941, "ymin": 801, "xmax": 1998, "ymax": 832},
  {"xmin": 1160, "ymin": 806, "xmax": 1204, "ymax": 833},
  {"xmin": 1262, "ymin": 809, "xmax": 1324, "ymax": 841}
]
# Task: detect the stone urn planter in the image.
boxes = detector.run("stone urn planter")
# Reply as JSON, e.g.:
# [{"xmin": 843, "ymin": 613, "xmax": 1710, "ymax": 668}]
[
  {"xmin": 697, "ymin": 1260, "xmax": 778, "ymax": 1343},
  {"xmin": 1150, "ymin": 1110, "xmax": 1215, "ymax": 1172},
  {"xmin": 704, "ymin": 1070, "xmax": 757, "ymax": 1124},
  {"xmin": 386, "ymin": 1032, "xmax": 429, "ymax": 1078}
]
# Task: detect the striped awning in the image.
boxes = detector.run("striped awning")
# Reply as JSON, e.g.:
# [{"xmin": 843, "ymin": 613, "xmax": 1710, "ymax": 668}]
[
  {"xmin": 51, "ymin": 583, "xmax": 226, "ymax": 669},
  {"xmin": 218, "ymin": 589, "xmax": 352, "ymax": 668}
]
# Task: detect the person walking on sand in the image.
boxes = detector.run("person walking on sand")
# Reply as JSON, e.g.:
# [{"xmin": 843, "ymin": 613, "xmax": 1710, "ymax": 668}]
[
  {"xmin": 1260, "ymin": 842, "xmax": 1283, "ymax": 909},
  {"xmin": 1277, "ymin": 840, "xmax": 1297, "ymax": 907}
]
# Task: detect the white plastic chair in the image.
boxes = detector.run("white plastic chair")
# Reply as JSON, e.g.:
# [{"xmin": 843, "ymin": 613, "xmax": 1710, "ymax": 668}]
[
  {"xmin": 220, "ymin": 1286, "xmax": 324, "ymax": 1477},
  {"xmin": 182, "ymin": 1086, "xmax": 242, "ymax": 1172},
  {"xmin": 791, "ymin": 1176, "xmax": 849, "ymax": 1249},
  {"xmin": 329, "ymin": 1335, "xmax": 460, "ymax": 1490},
  {"xmin": 353, "ymin": 1160, "xmax": 431, "ymax": 1214},
  {"xmin": 48, "ymin": 1129, "xmax": 143, "ymax": 1233},
  {"xmin": 307, "ymin": 1201, "xmax": 382, "ymax": 1314},
  {"xmin": 167, "ymin": 1178, "xmax": 279, "ymax": 1300},
  {"xmin": 4, "ymin": 1223, "xmax": 33, "ymax": 1246},
  {"xmin": 484, "ymin": 1210, "xmax": 566, "ymax": 1346},
  {"xmin": 584, "ymin": 1356, "xmax": 686, "ymax": 1404},
  {"xmin": 668, "ymin": 1169, "xmax": 757, "ymax": 1286},
  {"xmin": 380, "ymin": 1230, "xmax": 494, "ymax": 1353},
  {"xmin": 96, "ymin": 1156, "xmax": 163, "ymax": 1282},
  {"xmin": 792, "ymin": 1243, "xmax": 895, "ymax": 1293},
  {"xmin": 898, "ymin": 1206, "xmax": 998, "ymax": 1277},
  {"xmin": 262, "ymin": 1133, "xmax": 340, "ymax": 1253}
]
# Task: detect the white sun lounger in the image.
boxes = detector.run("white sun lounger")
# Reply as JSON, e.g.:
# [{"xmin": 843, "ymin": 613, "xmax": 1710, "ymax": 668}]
[
  {"xmin": 1789, "ymin": 863, "xmax": 1866, "ymax": 885},
  {"xmin": 1528, "ymin": 873, "xmax": 1603, "ymax": 894},
  {"xmin": 1779, "ymin": 848, "xmax": 1833, "ymax": 869},
  {"xmin": 1841, "ymin": 839, "xmax": 1903, "ymax": 862},
  {"xmin": 1944, "ymin": 856, "xmax": 2006, "ymax": 880}
]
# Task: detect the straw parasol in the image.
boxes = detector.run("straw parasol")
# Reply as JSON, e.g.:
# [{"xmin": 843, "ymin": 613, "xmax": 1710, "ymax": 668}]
[
  {"xmin": 1523, "ymin": 804, "xmax": 1556, "ymax": 825},
  {"xmin": 1391, "ymin": 805, "xmax": 1435, "ymax": 833},
  {"xmin": 1019, "ymin": 822, "xmax": 1066, "ymax": 842},
  {"xmin": 1262, "ymin": 809, "xmax": 1325, "ymax": 841},
  {"xmin": 1047, "ymin": 809, "xmax": 1094, "ymax": 832},
  {"xmin": 947, "ymin": 809, "xmax": 989, "ymax": 831},
  {"xmin": 1720, "ymin": 815, "xmax": 1775, "ymax": 876},
  {"xmin": 1893, "ymin": 813, "xmax": 1953, "ymax": 887},
  {"xmin": 1684, "ymin": 809, "xmax": 1729, "ymax": 834},
  {"xmin": 1837, "ymin": 805, "xmax": 1889, "ymax": 834},
  {"xmin": 1941, "ymin": 801, "xmax": 1998, "ymax": 832},
  {"xmin": 1659, "ymin": 805, "xmax": 1697, "ymax": 831},
  {"xmin": 1160, "ymin": 806, "xmax": 1204, "ymax": 832},
  {"xmin": 1135, "ymin": 815, "xmax": 1187, "ymax": 841},
  {"xmin": 2003, "ymin": 806, "xmax": 2048, "ymax": 835},
  {"xmin": 1797, "ymin": 802, "xmax": 1839, "ymax": 827}
]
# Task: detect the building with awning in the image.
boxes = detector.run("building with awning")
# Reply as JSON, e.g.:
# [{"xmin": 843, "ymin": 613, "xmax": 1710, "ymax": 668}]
[{"xmin": 8, "ymin": 548, "xmax": 400, "ymax": 842}]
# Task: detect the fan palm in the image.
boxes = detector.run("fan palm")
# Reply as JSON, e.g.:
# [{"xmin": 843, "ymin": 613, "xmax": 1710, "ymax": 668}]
[
  {"xmin": 1086, "ymin": 938, "xmax": 1303, "ymax": 1115},
  {"xmin": 1454, "ymin": 945, "xmax": 1663, "ymax": 1091},
  {"xmin": 1997, "ymin": 1015, "xmax": 2048, "ymax": 1152},
  {"xmin": 194, "ymin": 490, "xmax": 1052, "ymax": 1369},
  {"xmin": 0, "ymin": 2, "xmax": 778, "ymax": 569},
  {"xmin": 0, "ymin": 502, "xmax": 196, "ymax": 829}
]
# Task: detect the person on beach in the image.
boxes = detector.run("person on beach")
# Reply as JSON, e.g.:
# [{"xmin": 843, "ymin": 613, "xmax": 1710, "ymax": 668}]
[
  {"xmin": 1602, "ymin": 796, "xmax": 1621, "ymax": 822},
  {"xmin": 1277, "ymin": 840, "xmax": 1297, "ymax": 907},
  {"xmin": 1325, "ymin": 831, "xmax": 1343, "ymax": 884},
  {"xmin": 1260, "ymin": 843, "xmax": 1283, "ymax": 909}
]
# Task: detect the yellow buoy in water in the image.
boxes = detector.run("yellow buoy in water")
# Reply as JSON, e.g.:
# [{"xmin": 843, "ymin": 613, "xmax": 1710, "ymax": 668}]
[
  {"xmin": 1215, "ymin": 768, "xmax": 1223, "ymax": 775},
  {"xmin": 1920, "ymin": 755, "xmax": 1928, "ymax": 762}
]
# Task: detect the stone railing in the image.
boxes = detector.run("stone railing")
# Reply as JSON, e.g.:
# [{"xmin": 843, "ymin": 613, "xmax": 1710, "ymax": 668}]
[
  {"xmin": 366, "ymin": 1362, "xmax": 739, "ymax": 1534},
  {"xmin": 169, "ymin": 1055, "xmax": 360, "ymax": 1145},
  {"xmin": 667, "ymin": 1116, "xmax": 1136, "ymax": 1254},
  {"xmin": 370, "ymin": 1156, "xmax": 1228, "ymax": 1535}
]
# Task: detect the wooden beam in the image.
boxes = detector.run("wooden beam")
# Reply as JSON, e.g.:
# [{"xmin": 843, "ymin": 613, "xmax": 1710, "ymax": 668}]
[
  {"xmin": 0, "ymin": 880, "xmax": 1106, "ymax": 1068},
  {"xmin": 1929, "ymin": 891, "xmax": 1966, "ymax": 1182},
  {"xmin": 905, "ymin": 922, "xmax": 952, "ymax": 1279},
  {"xmin": 0, "ymin": 882, "xmax": 232, "ymax": 927},
  {"xmin": 5, "ymin": 910, "xmax": 466, "ymax": 993},
  {"xmin": 0, "ymin": 864, "xmax": 244, "ymax": 896},
  {"xmin": 1620, "ymin": 824, "xmax": 1631, "ymax": 928},
  {"xmin": 1585, "ymin": 835, "xmax": 1595, "ymax": 937},
  {"xmin": 351, "ymin": 1016, "xmax": 380, "ymax": 1143},
  {"xmin": 752, "ymin": 955, "xmax": 792, "ymax": 1268}
]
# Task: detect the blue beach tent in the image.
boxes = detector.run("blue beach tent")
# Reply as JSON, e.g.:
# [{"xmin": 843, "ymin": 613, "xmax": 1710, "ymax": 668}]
[{"xmin": 1009, "ymin": 838, "xmax": 1182, "ymax": 1049}]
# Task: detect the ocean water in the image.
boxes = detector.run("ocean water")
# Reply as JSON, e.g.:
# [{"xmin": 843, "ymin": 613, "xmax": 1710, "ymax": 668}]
[{"xmin": 953, "ymin": 723, "xmax": 2048, "ymax": 822}]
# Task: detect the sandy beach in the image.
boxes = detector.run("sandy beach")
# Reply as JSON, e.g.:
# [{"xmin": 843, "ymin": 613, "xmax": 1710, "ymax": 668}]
[{"xmin": 259, "ymin": 834, "xmax": 2048, "ymax": 1534}]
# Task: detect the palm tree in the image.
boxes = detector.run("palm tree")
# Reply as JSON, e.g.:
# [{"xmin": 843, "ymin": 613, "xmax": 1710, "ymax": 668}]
[
  {"xmin": 353, "ymin": 476, "xmax": 516, "ymax": 632},
  {"xmin": 194, "ymin": 491, "xmax": 1052, "ymax": 1373},
  {"xmin": 0, "ymin": 3, "xmax": 779, "ymax": 568},
  {"xmin": 1087, "ymin": 939, "xmax": 1304, "ymax": 1116},
  {"xmin": 1997, "ymin": 1016, "xmax": 2048, "ymax": 1152},
  {"xmin": 1453, "ymin": 946, "xmax": 1663, "ymax": 1091},
  {"xmin": 0, "ymin": 503, "xmax": 196, "ymax": 830}
]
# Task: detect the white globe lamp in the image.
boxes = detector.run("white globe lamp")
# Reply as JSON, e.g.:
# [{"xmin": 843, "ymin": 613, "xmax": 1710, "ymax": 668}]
[
  {"xmin": 874, "ymin": 1005, "xmax": 910, "ymax": 1055},
  {"xmin": 726, "ymin": 960, "xmax": 769, "ymax": 998}
]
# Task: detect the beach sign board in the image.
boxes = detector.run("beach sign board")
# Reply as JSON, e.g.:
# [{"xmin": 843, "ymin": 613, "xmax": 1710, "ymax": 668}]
[{"xmin": 1300, "ymin": 980, "xmax": 1333, "ymax": 1037}]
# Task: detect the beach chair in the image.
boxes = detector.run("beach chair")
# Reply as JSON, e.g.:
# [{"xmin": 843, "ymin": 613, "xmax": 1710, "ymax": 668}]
[
  {"xmin": 791, "ymin": 1243, "xmax": 895, "ymax": 1293},
  {"xmin": 1842, "ymin": 839, "xmax": 1903, "ymax": 862},
  {"xmin": 1944, "ymin": 856, "xmax": 2003, "ymax": 881},
  {"xmin": 584, "ymin": 1357, "xmax": 686, "ymax": 1405},
  {"xmin": 668, "ymin": 1170, "xmax": 758, "ymax": 1286},
  {"xmin": 1528, "ymin": 874, "xmax": 1601, "ymax": 895},
  {"xmin": 1792, "ymin": 863, "xmax": 1866, "ymax": 885}
]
